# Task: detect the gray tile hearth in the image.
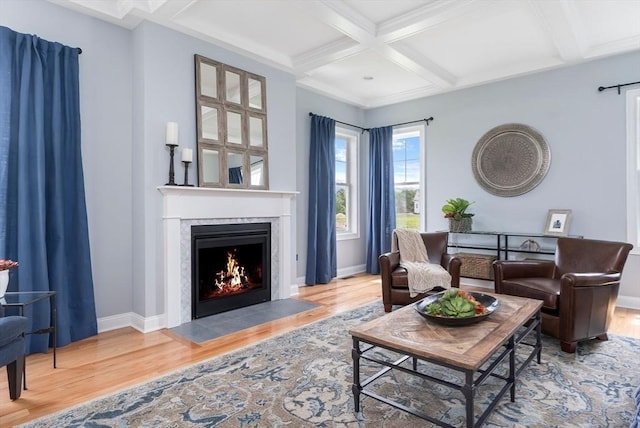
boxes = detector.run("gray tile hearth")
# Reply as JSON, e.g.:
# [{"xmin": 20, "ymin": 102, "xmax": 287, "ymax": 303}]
[{"xmin": 170, "ymin": 299, "xmax": 318, "ymax": 343}]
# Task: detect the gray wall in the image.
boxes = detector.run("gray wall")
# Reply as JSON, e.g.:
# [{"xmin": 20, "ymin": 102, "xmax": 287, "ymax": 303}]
[
  {"xmin": 130, "ymin": 21, "xmax": 297, "ymax": 317},
  {"xmin": 1, "ymin": 0, "xmax": 298, "ymax": 321},
  {"xmin": 364, "ymin": 51, "xmax": 640, "ymax": 301}
]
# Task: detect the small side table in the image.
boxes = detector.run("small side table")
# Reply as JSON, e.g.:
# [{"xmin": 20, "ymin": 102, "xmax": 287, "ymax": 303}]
[{"xmin": 1, "ymin": 291, "xmax": 57, "ymax": 389}]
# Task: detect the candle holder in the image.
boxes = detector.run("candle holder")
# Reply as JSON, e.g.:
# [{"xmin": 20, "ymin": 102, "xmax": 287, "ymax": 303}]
[
  {"xmin": 180, "ymin": 161, "xmax": 194, "ymax": 187},
  {"xmin": 165, "ymin": 143, "xmax": 178, "ymax": 186}
]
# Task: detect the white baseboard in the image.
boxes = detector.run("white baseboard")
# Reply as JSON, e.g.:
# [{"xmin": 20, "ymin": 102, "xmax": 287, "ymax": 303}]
[
  {"xmin": 97, "ymin": 312, "xmax": 165, "ymax": 334},
  {"xmin": 295, "ymin": 265, "xmax": 367, "ymax": 288},
  {"xmin": 616, "ymin": 295, "xmax": 640, "ymax": 310}
]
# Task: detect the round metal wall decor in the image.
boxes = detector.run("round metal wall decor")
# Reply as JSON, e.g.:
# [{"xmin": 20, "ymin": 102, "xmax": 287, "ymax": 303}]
[{"xmin": 472, "ymin": 123, "xmax": 550, "ymax": 197}]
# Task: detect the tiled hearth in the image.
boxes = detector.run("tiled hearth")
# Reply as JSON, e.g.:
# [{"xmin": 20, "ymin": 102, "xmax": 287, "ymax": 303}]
[{"xmin": 158, "ymin": 186, "xmax": 296, "ymax": 328}]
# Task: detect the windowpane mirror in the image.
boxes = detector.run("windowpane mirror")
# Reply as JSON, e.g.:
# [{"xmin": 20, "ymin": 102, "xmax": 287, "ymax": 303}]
[
  {"xmin": 227, "ymin": 151, "xmax": 244, "ymax": 185},
  {"xmin": 225, "ymin": 70, "xmax": 241, "ymax": 104},
  {"xmin": 250, "ymin": 154, "xmax": 266, "ymax": 186},
  {"xmin": 201, "ymin": 148, "xmax": 221, "ymax": 185},
  {"xmin": 248, "ymin": 76, "xmax": 264, "ymax": 110},
  {"xmin": 199, "ymin": 62, "xmax": 218, "ymax": 99},
  {"xmin": 249, "ymin": 115, "xmax": 265, "ymax": 147},
  {"xmin": 200, "ymin": 104, "xmax": 220, "ymax": 142},
  {"xmin": 226, "ymin": 110, "xmax": 243, "ymax": 145},
  {"xmin": 195, "ymin": 54, "xmax": 268, "ymax": 189}
]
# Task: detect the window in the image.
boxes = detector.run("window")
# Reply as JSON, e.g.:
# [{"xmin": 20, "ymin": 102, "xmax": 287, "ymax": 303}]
[
  {"xmin": 627, "ymin": 88, "xmax": 640, "ymax": 253},
  {"xmin": 393, "ymin": 125, "xmax": 425, "ymax": 231},
  {"xmin": 335, "ymin": 127, "xmax": 359, "ymax": 239}
]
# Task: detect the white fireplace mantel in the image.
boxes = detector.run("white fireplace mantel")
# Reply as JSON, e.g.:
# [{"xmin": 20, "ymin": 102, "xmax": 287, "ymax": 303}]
[{"xmin": 158, "ymin": 186, "xmax": 297, "ymax": 328}]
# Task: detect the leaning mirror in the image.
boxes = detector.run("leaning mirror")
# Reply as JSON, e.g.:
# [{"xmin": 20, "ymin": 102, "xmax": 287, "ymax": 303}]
[{"xmin": 195, "ymin": 54, "xmax": 269, "ymax": 189}]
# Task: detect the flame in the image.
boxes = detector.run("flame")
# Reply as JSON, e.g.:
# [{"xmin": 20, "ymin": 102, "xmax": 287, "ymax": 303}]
[{"xmin": 212, "ymin": 250, "xmax": 249, "ymax": 294}]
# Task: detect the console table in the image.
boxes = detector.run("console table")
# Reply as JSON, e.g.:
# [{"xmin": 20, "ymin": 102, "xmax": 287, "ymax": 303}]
[
  {"xmin": 446, "ymin": 231, "xmax": 582, "ymax": 261},
  {"xmin": 443, "ymin": 231, "xmax": 583, "ymax": 280}
]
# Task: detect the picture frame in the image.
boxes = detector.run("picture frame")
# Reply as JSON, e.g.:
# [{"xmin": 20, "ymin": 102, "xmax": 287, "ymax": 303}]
[{"xmin": 544, "ymin": 209, "xmax": 572, "ymax": 237}]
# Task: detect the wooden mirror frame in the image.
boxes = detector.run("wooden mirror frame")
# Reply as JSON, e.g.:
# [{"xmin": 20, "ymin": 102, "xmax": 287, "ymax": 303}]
[{"xmin": 195, "ymin": 54, "xmax": 269, "ymax": 189}]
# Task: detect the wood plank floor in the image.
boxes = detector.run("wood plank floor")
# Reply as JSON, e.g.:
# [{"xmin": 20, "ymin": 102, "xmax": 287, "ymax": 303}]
[{"xmin": 1, "ymin": 274, "xmax": 639, "ymax": 426}]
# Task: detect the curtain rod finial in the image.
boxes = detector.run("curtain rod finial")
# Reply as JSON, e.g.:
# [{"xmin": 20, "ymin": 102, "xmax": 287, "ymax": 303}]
[{"xmin": 598, "ymin": 86, "xmax": 605, "ymax": 92}]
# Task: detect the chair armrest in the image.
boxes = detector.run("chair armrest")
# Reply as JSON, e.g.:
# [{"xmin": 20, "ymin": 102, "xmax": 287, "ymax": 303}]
[
  {"xmin": 560, "ymin": 272, "xmax": 622, "ymax": 287},
  {"xmin": 442, "ymin": 254, "xmax": 461, "ymax": 288},
  {"xmin": 493, "ymin": 259, "xmax": 556, "ymax": 280},
  {"xmin": 0, "ymin": 316, "xmax": 28, "ymax": 348},
  {"xmin": 379, "ymin": 251, "xmax": 400, "ymax": 273}
]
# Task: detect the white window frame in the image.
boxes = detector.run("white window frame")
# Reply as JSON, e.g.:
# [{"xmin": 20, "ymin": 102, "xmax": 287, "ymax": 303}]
[
  {"xmin": 627, "ymin": 88, "xmax": 640, "ymax": 254},
  {"xmin": 392, "ymin": 124, "xmax": 426, "ymax": 231},
  {"xmin": 335, "ymin": 127, "xmax": 359, "ymax": 241}
]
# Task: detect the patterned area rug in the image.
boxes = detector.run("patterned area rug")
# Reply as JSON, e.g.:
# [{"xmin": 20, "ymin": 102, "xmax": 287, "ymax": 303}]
[{"xmin": 21, "ymin": 302, "xmax": 639, "ymax": 427}]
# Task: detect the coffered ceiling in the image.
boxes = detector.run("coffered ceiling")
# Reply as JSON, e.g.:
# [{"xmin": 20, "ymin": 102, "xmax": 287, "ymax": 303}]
[{"xmin": 49, "ymin": 0, "xmax": 640, "ymax": 108}]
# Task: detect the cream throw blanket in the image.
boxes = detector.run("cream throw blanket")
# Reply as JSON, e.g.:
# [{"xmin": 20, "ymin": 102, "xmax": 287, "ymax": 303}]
[{"xmin": 392, "ymin": 229, "xmax": 452, "ymax": 297}]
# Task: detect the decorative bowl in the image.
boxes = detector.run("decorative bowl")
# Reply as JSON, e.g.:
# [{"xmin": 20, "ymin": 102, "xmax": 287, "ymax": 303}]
[{"xmin": 415, "ymin": 291, "xmax": 499, "ymax": 326}]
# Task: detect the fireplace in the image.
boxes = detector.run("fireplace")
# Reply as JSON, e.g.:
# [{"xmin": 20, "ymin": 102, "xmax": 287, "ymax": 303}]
[{"xmin": 191, "ymin": 223, "xmax": 271, "ymax": 319}]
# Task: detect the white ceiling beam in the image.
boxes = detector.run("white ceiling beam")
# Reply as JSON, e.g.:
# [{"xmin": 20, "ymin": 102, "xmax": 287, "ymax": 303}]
[
  {"xmin": 377, "ymin": 42, "xmax": 456, "ymax": 88},
  {"xmin": 290, "ymin": 0, "xmax": 377, "ymax": 44},
  {"xmin": 377, "ymin": 0, "xmax": 482, "ymax": 43},
  {"xmin": 527, "ymin": 0, "xmax": 586, "ymax": 61},
  {"xmin": 293, "ymin": 38, "xmax": 366, "ymax": 74}
]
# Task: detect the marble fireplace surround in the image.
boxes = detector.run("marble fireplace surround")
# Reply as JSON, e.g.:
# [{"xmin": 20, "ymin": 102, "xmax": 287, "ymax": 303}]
[{"xmin": 158, "ymin": 186, "xmax": 297, "ymax": 328}]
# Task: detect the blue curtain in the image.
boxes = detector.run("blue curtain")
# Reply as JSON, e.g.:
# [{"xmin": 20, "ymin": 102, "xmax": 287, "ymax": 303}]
[
  {"xmin": 228, "ymin": 166, "xmax": 243, "ymax": 184},
  {"xmin": 366, "ymin": 126, "xmax": 396, "ymax": 274},
  {"xmin": 0, "ymin": 27, "xmax": 97, "ymax": 353},
  {"xmin": 305, "ymin": 114, "xmax": 336, "ymax": 284}
]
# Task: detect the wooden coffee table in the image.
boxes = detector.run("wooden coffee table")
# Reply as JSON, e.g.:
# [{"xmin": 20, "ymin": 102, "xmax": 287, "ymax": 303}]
[{"xmin": 349, "ymin": 293, "xmax": 542, "ymax": 428}]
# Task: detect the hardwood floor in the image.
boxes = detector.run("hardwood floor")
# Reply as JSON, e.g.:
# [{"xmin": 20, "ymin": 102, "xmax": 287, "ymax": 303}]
[{"xmin": 1, "ymin": 274, "xmax": 639, "ymax": 426}]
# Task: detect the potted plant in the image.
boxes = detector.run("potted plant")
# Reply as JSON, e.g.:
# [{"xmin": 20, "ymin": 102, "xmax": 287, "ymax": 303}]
[{"xmin": 441, "ymin": 198, "xmax": 474, "ymax": 232}]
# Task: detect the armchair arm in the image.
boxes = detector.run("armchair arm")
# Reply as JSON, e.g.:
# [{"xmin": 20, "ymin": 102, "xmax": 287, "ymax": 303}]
[
  {"xmin": 379, "ymin": 251, "xmax": 400, "ymax": 276},
  {"xmin": 0, "ymin": 316, "xmax": 28, "ymax": 348},
  {"xmin": 442, "ymin": 254, "xmax": 461, "ymax": 288},
  {"xmin": 379, "ymin": 251, "xmax": 400, "ymax": 306},
  {"xmin": 560, "ymin": 272, "xmax": 622, "ymax": 287},
  {"xmin": 493, "ymin": 259, "xmax": 556, "ymax": 280},
  {"xmin": 558, "ymin": 272, "xmax": 622, "ymax": 344}
]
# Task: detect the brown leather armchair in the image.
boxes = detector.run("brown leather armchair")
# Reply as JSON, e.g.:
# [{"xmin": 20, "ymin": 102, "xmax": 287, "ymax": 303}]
[
  {"xmin": 379, "ymin": 232, "xmax": 461, "ymax": 312},
  {"xmin": 493, "ymin": 237, "xmax": 633, "ymax": 353}
]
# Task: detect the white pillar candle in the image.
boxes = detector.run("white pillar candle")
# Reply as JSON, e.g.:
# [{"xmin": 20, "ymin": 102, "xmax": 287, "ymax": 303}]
[
  {"xmin": 181, "ymin": 148, "xmax": 193, "ymax": 162},
  {"xmin": 166, "ymin": 122, "xmax": 178, "ymax": 145}
]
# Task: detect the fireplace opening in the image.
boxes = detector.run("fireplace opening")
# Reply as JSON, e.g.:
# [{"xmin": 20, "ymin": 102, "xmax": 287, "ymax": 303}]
[{"xmin": 192, "ymin": 223, "xmax": 271, "ymax": 319}]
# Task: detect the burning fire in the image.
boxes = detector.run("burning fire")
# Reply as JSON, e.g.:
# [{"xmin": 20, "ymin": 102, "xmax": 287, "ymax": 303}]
[{"xmin": 213, "ymin": 250, "xmax": 249, "ymax": 293}]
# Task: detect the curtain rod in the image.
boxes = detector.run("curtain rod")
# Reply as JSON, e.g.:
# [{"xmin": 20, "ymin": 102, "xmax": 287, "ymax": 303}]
[
  {"xmin": 77, "ymin": 47, "xmax": 82, "ymax": 54},
  {"xmin": 597, "ymin": 80, "xmax": 640, "ymax": 94},
  {"xmin": 308, "ymin": 112, "xmax": 434, "ymax": 133}
]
